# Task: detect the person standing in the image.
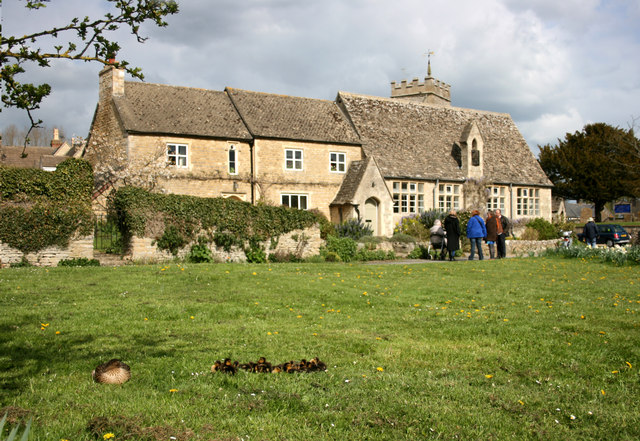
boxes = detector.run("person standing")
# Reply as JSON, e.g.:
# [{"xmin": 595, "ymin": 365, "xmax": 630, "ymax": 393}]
[
  {"xmin": 485, "ymin": 210, "xmax": 497, "ymax": 259},
  {"xmin": 495, "ymin": 209, "xmax": 509, "ymax": 259},
  {"xmin": 466, "ymin": 210, "xmax": 487, "ymax": 260},
  {"xmin": 443, "ymin": 210, "xmax": 461, "ymax": 261},
  {"xmin": 583, "ymin": 217, "xmax": 599, "ymax": 248}
]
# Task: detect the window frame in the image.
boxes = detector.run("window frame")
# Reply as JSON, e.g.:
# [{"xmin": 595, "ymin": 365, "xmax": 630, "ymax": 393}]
[
  {"xmin": 167, "ymin": 143, "xmax": 188, "ymax": 168},
  {"xmin": 392, "ymin": 181, "xmax": 425, "ymax": 214},
  {"xmin": 284, "ymin": 148, "xmax": 304, "ymax": 171},
  {"xmin": 329, "ymin": 151, "xmax": 347, "ymax": 173},
  {"xmin": 516, "ymin": 187, "xmax": 540, "ymax": 216},
  {"xmin": 281, "ymin": 193, "xmax": 308, "ymax": 210},
  {"xmin": 228, "ymin": 145, "xmax": 238, "ymax": 175},
  {"xmin": 487, "ymin": 186, "xmax": 506, "ymax": 211},
  {"xmin": 438, "ymin": 183, "xmax": 460, "ymax": 212}
]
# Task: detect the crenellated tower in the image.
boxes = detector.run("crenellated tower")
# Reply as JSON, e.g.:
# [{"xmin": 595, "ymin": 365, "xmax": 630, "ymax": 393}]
[{"xmin": 390, "ymin": 56, "xmax": 451, "ymax": 105}]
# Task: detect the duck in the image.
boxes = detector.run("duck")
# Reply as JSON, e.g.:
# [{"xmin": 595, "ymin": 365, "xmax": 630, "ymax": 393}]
[
  {"xmin": 255, "ymin": 357, "xmax": 272, "ymax": 373},
  {"xmin": 308, "ymin": 357, "xmax": 327, "ymax": 372},
  {"xmin": 211, "ymin": 360, "xmax": 222, "ymax": 373},
  {"xmin": 220, "ymin": 358, "xmax": 238, "ymax": 375},
  {"xmin": 92, "ymin": 359, "xmax": 131, "ymax": 384}
]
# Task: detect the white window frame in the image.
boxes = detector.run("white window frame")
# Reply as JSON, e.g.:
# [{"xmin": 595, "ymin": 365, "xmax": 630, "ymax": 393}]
[
  {"xmin": 438, "ymin": 183, "xmax": 460, "ymax": 211},
  {"xmin": 285, "ymin": 148, "xmax": 303, "ymax": 171},
  {"xmin": 167, "ymin": 143, "xmax": 188, "ymax": 168},
  {"xmin": 281, "ymin": 193, "xmax": 308, "ymax": 210},
  {"xmin": 516, "ymin": 187, "xmax": 540, "ymax": 216},
  {"xmin": 228, "ymin": 145, "xmax": 238, "ymax": 175},
  {"xmin": 487, "ymin": 186, "xmax": 505, "ymax": 211},
  {"xmin": 392, "ymin": 181, "xmax": 425, "ymax": 214},
  {"xmin": 330, "ymin": 152, "xmax": 347, "ymax": 173}
]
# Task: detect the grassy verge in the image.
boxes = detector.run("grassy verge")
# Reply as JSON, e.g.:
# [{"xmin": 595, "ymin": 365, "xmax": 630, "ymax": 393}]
[{"xmin": 1, "ymin": 257, "xmax": 639, "ymax": 440}]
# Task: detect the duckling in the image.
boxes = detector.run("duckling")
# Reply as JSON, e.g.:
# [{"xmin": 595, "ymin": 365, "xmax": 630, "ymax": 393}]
[
  {"xmin": 211, "ymin": 360, "xmax": 223, "ymax": 373},
  {"xmin": 309, "ymin": 357, "xmax": 327, "ymax": 372},
  {"xmin": 220, "ymin": 358, "xmax": 238, "ymax": 375},
  {"xmin": 271, "ymin": 364, "xmax": 283, "ymax": 373},
  {"xmin": 92, "ymin": 359, "xmax": 131, "ymax": 384},
  {"xmin": 255, "ymin": 356, "xmax": 272, "ymax": 373},
  {"xmin": 239, "ymin": 362, "xmax": 255, "ymax": 372}
]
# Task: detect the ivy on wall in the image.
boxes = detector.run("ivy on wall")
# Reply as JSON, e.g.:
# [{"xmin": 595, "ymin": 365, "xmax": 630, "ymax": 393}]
[
  {"xmin": 109, "ymin": 186, "xmax": 326, "ymax": 255},
  {"xmin": 0, "ymin": 159, "xmax": 94, "ymax": 253}
]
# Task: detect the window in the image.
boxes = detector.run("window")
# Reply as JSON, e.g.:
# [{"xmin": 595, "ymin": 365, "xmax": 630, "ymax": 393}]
[
  {"xmin": 487, "ymin": 186, "xmax": 505, "ymax": 211},
  {"xmin": 228, "ymin": 145, "xmax": 237, "ymax": 175},
  {"xmin": 330, "ymin": 152, "xmax": 346, "ymax": 173},
  {"xmin": 281, "ymin": 193, "xmax": 308, "ymax": 210},
  {"xmin": 167, "ymin": 143, "xmax": 187, "ymax": 167},
  {"xmin": 471, "ymin": 139, "xmax": 480, "ymax": 166},
  {"xmin": 516, "ymin": 188, "xmax": 540, "ymax": 216},
  {"xmin": 392, "ymin": 181, "xmax": 424, "ymax": 214},
  {"xmin": 438, "ymin": 184, "xmax": 460, "ymax": 211},
  {"xmin": 285, "ymin": 149, "xmax": 303, "ymax": 170}
]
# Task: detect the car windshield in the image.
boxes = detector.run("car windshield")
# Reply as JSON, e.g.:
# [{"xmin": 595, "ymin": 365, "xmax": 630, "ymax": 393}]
[{"xmin": 612, "ymin": 225, "xmax": 627, "ymax": 233}]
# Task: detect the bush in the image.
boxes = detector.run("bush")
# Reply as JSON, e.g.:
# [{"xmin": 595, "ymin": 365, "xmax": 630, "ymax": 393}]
[
  {"xmin": 58, "ymin": 257, "xmax": 101, "ymax": 267},
  {"xmin": 323, "ymin": 251, "xmax": 342, "ymax": 262},
  {"xmin": 419, "ymin": 209, "xmax": 446, "ymax": 229},
  {"xmin": 520, "ymin": 227, "xmax": 539, "ymax": 241},
  {"xmin": 155, "ymin": 225, "xmax": 188, "ymax": 256},
  {"xmin": 394, "ymin": 215, "xmax": 429, "ymax": 240},
  {"xmin": 389, "ymin": 233, "xmax": 417, "ymax": 243},
  {"xmin": 9, "ymin": 257, "xmax": 32, "ymax": 268},
  {"xmin": 355, "ymin": 248, "xmax": 395, "ymax": 261},
  {"xmin": 408, "ymin": 245, "xmax": 431, "ymax": 259},
  {"xmin": 188, "ymin": 237, "xmax": 213, "ymax": 263},
  {"xmin": 526, "ymin": 218, "xmax": 558, "ymax": 240},
  {"xmin": 335, "ymin": 218, "xmax": 373, "ymax": 240},
  {"xmin": 322, "ymin": 236, "xmax": 358, "ymax": 262},
  {"xmin": 245, "ymin": 237, "xmax": 267, "ymax": 263}
]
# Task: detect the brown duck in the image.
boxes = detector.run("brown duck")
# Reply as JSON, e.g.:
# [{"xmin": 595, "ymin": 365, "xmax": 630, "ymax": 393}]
[{"xmin": 92, "ymin": 359, "xmax": 131, "ymax": 384}]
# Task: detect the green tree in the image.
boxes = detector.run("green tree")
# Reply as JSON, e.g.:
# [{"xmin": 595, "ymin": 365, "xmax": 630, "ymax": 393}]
[
  {"xmin": 538, "ymin": 123, "xmax": 640, "ymax": 221},
  {"xmin": 0, "ymin": 0, "xmax": 179, "ymax": 153}
]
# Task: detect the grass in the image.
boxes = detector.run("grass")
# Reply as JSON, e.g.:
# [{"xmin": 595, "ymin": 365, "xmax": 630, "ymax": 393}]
[{"xmin": 0, "ymin": 257, "xmax": 639, "ymax": 440}]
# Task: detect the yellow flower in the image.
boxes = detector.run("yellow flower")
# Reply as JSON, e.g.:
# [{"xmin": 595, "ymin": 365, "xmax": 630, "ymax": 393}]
[
  {"xmin": 252, "ymin": 272, "xmax": 257, "ymax": 275},
  {"xmin": 518, "ymin": 400, "xmax": 525, "ymax": 405},
  {"xmin": 169, "ymin": 389, "xmax": 178, "ymax": 393},
  {"xmin": 611, "ymin": 370, "xmax": 619, "ymax": 374},
  {"xmin": 267, "ymin": 332, "xmax": 272, "ymax": 335},
  {"xmin": 55, "ymin": 331, "xmax": 61, "ymax": 335},
  {"xmin": 297, "ymin": 315, "xmax": 302, "ymax": 318},
  {"xmin": 601, "ymin": 389, "xmax": 606, "ymax": 395},
  {"xmin": 376, "ymin": 367, "xmax": 384, "ymax": 372},
  {"xmin": 626, "ymin": 361, "xmax": 632, "ymax": 369},
  {"xmin": 103, "ymin": 434, "xmax": 115, "ymax": 440},
  {"xmin": 485, "ymin": 374, "xmax": 493, "ymax": 379},
  {"xmin": 190, "ymin": 316, "xmax": 195, "ymax": 319}
]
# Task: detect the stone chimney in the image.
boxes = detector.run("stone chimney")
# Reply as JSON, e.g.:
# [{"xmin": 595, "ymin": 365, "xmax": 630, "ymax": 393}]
[
  {"xmin": 99, "ymin": 64, "xmax": 125, "ymax": 103},
  {"xmin": 51, "ymin": 128, "xmax": 63, "ymax": 149},
  {"xmin": 390, "ymin": 76, "xmax": 451, "ymax": 106}
]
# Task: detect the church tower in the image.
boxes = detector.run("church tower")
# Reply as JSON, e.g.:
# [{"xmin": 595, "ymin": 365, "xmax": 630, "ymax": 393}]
[{"xmin": 390, "ymin": 55, "xmax": 451, "ymax": 106}]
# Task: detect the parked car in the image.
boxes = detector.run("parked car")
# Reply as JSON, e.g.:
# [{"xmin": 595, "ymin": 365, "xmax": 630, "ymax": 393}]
[{"xmin": 577, "ymin": 224, "xmax": 631, "ymax": 247}]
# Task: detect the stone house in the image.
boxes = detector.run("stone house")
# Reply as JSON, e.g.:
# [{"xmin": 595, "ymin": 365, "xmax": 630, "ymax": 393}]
[{"xmin": 86, "ymin": 65, "xmax": 552, "ymax": 236}]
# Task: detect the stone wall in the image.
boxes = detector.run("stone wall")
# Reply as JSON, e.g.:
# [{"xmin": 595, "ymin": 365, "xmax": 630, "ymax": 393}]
[
  {"xmin": 0, "ymin": 236, "xmax": 94, "ymax": 267},
  {"xmin": 126, "ymin": 225, "xmax": 323, "ymax": 263},
  {"xmin": 505, "ymin": 239, "xmax": 560, "ymax": 257}
]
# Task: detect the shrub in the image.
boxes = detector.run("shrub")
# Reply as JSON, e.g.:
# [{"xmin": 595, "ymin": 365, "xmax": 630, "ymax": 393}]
[
  {"xmin": 419, "ymin": 209, "xmax": 446, "ymax": 229},
  {"xmin": 526, "ymin": 217, "xmax": 558, "ymax": 240},
  {"xmin": 520, "ymin": 227, "xmax": 539, "ymax": 241},
  {"xmin": 394, "ymin": 215, "xmax": 429, "ymax": 240},
  {"xmin": 389, "ymin": 233, "xmax": 417, "ymax": 243},
  {"xmin": 9, "ymin": 257, "xmax": 32, "ymax": 268},
  {"xmin": 213, "ymin": 232, "xmax": 240, "ymax": 252},
  {"xmin": 322, "ymin": 236, "xmax": 358, "ymax": 262},
  {"xmin": 188, "ymin": 237, "xmax": 213, "ymax": 263},
  {"xmin": 335, "ymin": 218, "xmax": 373, "ymax": 240},
  {"xmin": 408, "ymin": 245, "xmax": 430, "ymax": 259},
  {"xmin": 155, "ymin": 225, "xmax": 188, "ymax": 256},
  {"xmin": 355, "ymin": 248, "xmax": 394, "ymax": 261},
  {"xmin": 323, "ymin": 251, "xmax": 342, "ymax": 262},
  {"xmin": 245, "ymin": 237, "xmax": 267, "ymax": 263},
  {"xmin": 58, "ymin": 257, "xmax": 100, "ymax": 267}
]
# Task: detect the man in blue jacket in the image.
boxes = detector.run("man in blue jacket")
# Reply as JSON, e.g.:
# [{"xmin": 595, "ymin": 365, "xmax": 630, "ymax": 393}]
[{"xmin": 467, "ymin": 210, "xmax": 487, "ymax": 260}]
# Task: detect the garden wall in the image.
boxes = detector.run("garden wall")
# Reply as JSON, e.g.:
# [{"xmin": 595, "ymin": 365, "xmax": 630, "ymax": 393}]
[
  {"xmin": 126, "ymin": 225, "xmax": 323, "ymax": 263},
  {"xmin": 0, "ymin": 235, "xmax": 94, "ymax": 267}
]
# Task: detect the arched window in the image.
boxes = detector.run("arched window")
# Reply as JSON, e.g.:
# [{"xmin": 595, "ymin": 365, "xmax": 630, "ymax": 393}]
[{"xmin": 471, "ymin": 139, "xmax": 480, "ymax": 167}]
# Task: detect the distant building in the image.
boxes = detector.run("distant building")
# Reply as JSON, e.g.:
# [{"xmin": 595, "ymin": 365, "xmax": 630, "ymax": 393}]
[{"xmin": 0, "ymin": 128, "xmax": 85, "ymax": 171}]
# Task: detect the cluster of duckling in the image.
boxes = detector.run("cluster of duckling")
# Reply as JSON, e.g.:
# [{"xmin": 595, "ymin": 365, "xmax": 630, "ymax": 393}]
[{"xmin": 211, "ymin": 356, "xmax": 326, "ymax": 375}]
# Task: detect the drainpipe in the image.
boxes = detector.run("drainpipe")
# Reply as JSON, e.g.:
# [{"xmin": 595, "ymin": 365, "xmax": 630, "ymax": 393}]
[
  {"xmin": 354, "ymin": 204, "xmax": 361, "ymax": 220},
  {"xmin": 509, "ymin": 183, "xmax": 514, "ymax": 221},
  {"xmin": 434, "ymin": 179, "xmax": 439, "ymax": 210},
  {"xmin": 250, "ymin": 139, "xmax": 255, "ymax": 204}
]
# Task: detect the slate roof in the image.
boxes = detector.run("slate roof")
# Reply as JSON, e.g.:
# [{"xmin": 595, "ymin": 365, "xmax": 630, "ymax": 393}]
[
  {"xmin": 113, "ymin": 82, "xmax": 253, "ymax": 140},
  {"xmin": 331, "ymin": 157, "xmax": 371, "ymax": 205},
  {"xmin": 337, "ymin": 92, "xmax": 552, "ymax": 187},
  {"xmin": 0, "ymin": 146, "xmax": 57, "ymax": 169},
  {"xmin": 226, "ymin": 88, "xmax": 361, "ymax": 145}
]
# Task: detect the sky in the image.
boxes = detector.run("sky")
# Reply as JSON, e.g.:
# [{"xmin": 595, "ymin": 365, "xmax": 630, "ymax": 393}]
[{"xmin": 2, "ymin": 0, "xmax": 640, "ymax": 155}]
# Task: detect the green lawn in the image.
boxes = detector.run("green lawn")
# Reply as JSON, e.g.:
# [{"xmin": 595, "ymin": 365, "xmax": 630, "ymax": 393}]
[{"xmin": 1, "ymin": 257, "xmax": 639, "ymax": 440}]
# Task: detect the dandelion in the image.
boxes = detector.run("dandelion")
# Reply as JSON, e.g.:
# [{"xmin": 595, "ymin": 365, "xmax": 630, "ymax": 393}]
[
  {"xmin": 297, "ymin": 315, "xmax": 302, "ymax": 318},
  {"xmin": 169, "ymin": 389, "xmax": 178, "ymax": 393},
  {"xmin": 485, "ymin": 374, "xmax": 493, "ymax": 379},
  {"xmin": 190, "ymin": 316, "xmax": 195, "ymax": 319},
  {"xmin": 376, "ymin": 367, "xmax": 384, "ymax": 372},
  {"xmin": 518, "ymin": 400, "xmax": 524, "ymax": 405},
  {"xmin": 267, "ymin": 332, "xmax": 272, "ymax": 335},
  {"xmin": 252, "ymin": 272, "xmax": 257, "ymax": 275},
  {"xmin": 601, "ymin": 389, "xmax": 605, "ymax": 395},
  {"xmin": 626, "ymin": 361, "xmax": 632, "ymax": 369},
  {"xmin": 612, "ymin": 370, "xmax": 619, "ymax": 374},
  {"xmin": 55, "ymin": 331, "xmax": 61, "ymax": 335},
  {"xmin": 103, "ymin": 434, "xmax": 115, "ymax": 440}
]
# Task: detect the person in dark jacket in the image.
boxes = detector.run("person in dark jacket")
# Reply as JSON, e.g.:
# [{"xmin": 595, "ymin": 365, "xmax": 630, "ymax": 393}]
[
  {"xmin": 583, "ymin": 217, "xmax": 599, "ymax": 248},
  {"xmin": 443, "ymin": 210, "xmax": 461, "ymax": 261},
  {"xmin": 485, "ymin": 210, "xmax": 498, "ymax": 259},
  {"xmin": 495, "ymin": 209, "xmax": 509, "ymax": 258},
  {"xmin": 466, "ymin": 209, "xmax": 487, "ymax": 260}
]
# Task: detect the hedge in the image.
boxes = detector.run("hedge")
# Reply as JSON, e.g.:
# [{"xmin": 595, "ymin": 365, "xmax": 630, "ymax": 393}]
[
  {"xmin": 109, "ymin": 186, "xmax": 325, "ymax": 254},
  {"xmin": 0, "ymin": 159, "xmax": 94, "ymax": 253}
]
